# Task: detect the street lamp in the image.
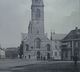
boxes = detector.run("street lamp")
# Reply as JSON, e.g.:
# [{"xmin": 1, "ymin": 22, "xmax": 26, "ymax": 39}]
[{"xmin": 73, "ymin": 50, "xmax": 78, "ymax": 66}]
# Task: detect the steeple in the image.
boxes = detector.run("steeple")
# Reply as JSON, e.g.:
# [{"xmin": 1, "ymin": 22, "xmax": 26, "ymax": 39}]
[
  {"xmin": 50, "ymin": 32, "xmax": 53, "ymax": 40},
  {"xmin": 31, "ymin": 0, "xmax": 44, "ymax": 21}
]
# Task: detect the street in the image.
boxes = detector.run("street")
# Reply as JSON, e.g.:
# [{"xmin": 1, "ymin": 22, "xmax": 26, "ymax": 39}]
[{"xmin": 0, "ymin": 61, "xmax": 80, "ymax": 72}]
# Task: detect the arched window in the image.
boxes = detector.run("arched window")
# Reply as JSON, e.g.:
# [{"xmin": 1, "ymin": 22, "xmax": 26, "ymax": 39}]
[
  {"xmin": 28, "ymin": 55, "xmax": 31, "ymax": 59},
  {"xmin": 26, "ymin": 44, "xmax": 29, "ymax": 51},
  {"xmin": 36, "ymin": 9, "xmax": 40, "ymax": 18},
  {"xmin": 35, "ymin": 38, "xmax": 41, "ymax": 48},
  {"xmin": 46, "ymin": 44, "xmax": 50, "ymax": 51},
  {"xmin": 55, "ymin": 52, "xmax": 57, "ymax": 56}
]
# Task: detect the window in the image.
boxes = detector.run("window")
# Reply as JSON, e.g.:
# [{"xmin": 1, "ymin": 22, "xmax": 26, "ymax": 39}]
[
  {"xmin": 75, "ymin": 41, "xmax": 78, "ymax": 48},
  {"xmin": 67, "ymin": 42, "xmax": 72, "ymax": 48},
  {"xmin": 70, "ymin": 42, "xmax": 72, "ymax": 47},
  {"xmin": 37, "ymin": 30, "xmax": 39, "ymax": 34},
  {"xmin": 35, "ymin": 38, "xmax": 41, "ymax": 48},
  {"xmin": 55, "ymin": 52, "xmax": 57, "ymax": 56},
  {"xmin": 55, "ymin": 40, "xmax": 57, "ymax": 43},
  {"xmin": 26, "ymin": 44, "xmax": 29, "ymax": 51},
  {"xmin": 55, "ymin": 45, "xmax": 57, "ymax": 49},
  {"xmin": 46, "ymin": 44, "xmax": 50, "ymax": 51},
  {"xmin": 28, "ymin": 55, "xmax": 31, "ymax": 59},
  {"xmin": 59, "ymin": 52, "xmax": 61, "ymax": 56},
  {"xmin": 25, "ymin": 56, "xmax": 26, "ymax": 59},
  {"xmin": 65, "ymin": 52, "xmax": 68, "ymax": 58},
  {"xmin": 31, "ymin": 46, "xmax": 33, "ymax": 49}
]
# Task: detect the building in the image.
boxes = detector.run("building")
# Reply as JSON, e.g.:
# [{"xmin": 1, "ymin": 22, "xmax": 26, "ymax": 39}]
[
  {"xmin": 61, "ymin": 27, "xmax": 80, "ymax": 61},
  {"xmin": 5, "ymin": 47, "xmax": 19, "ymax": 59},
  {"xmin": 51, "ymin": 32, "xmax": 66, "ymax": 60},
  {"xmin": 22, "ymin": 0, "xmax": 52, "ymax": 60},
  {"xmin": 0, "ymin": 48, "xmax": 5, "ymax": 59}
]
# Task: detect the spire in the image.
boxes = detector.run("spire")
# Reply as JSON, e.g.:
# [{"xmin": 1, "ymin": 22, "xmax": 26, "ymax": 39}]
[{"xmin": 50, "ymin": 31, "xmax": 53, "ymax": 40}]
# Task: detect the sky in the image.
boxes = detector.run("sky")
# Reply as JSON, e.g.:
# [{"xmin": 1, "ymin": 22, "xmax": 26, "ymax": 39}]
[{"xmin": 0, "ymin": 0, "xmax": 80, "ymax": 48}]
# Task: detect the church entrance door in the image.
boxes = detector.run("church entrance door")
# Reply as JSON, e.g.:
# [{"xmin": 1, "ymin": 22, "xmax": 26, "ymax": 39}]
[
  {"xmin": 47, "ymin": 53, "xmax": 50, "ymax": 60},
  {"xmin": 37, "ymin": 51, "xmax": 41, "ymax": 60}
]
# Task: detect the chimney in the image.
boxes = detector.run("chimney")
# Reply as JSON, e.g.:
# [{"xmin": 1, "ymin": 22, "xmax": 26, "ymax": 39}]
[{"xmin": 75, "ymin": 27, "xmax": 78, "ymax": 30}]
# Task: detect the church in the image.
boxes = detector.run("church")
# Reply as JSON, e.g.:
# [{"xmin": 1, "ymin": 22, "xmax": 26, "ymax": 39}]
[{"xmin": 22, "ymin": 0, "xmax": 53, "ymax": 60}]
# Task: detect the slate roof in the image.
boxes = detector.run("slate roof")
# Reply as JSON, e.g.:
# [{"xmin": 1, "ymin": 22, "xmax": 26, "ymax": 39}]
[
  {"xmin": 62, "ymin": 28, "xmax": 80, "ymax": 41},
  {"xmin": 52, "ymin": 33, "xmax": 66, "ymax": 40}
]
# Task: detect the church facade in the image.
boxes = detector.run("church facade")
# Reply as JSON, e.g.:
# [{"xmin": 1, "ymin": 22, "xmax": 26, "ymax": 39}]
[{"xmin": 22, "ymin": 0, "xmax": 52, "ymax": 60}]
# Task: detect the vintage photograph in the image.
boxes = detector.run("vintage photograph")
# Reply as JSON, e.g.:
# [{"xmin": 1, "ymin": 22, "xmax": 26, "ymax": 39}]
[{"xmin": 0, "ymin": 0, "xmax": 80, "ymax": 72}]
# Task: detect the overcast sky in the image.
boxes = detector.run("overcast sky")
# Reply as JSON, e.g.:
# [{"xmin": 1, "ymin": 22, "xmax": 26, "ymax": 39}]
[{"xmin": 0, "ymin": 0, "xmax": 80, "ymax": 48}]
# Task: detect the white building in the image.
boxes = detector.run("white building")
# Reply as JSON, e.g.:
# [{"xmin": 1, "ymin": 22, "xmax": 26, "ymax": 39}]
[
  {"xmin": 22, "ymin": 0, "xmax": 52, "ymax": 60},
  {"xmin": 51, "ymin": 32, "xmax": 66, "ymax": 60},
  {"xmin": 0, "ymin": 48, "xmax": 5, "ymax": 59},
  {"xmin": 5, "ymin": 47, "xmax": 18, "ymax": 59}
]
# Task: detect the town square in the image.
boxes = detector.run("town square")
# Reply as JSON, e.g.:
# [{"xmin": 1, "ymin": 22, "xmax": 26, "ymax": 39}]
[{"xmin": 0, "ymin": 0, "xmax": 80, "ymax": 72}]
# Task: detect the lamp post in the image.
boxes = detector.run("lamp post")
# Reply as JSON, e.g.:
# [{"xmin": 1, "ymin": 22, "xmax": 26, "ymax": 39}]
[
  {"xmin": 72, "ymin": 46, "xmax": 79, "ymax": 72},
  {"xmin": 73, "ymin": 51, "xmax": 78, "ymax": 66},
  {"xmin": 72, "ymin": 27, "xmax": 78, "ymax": 65}
]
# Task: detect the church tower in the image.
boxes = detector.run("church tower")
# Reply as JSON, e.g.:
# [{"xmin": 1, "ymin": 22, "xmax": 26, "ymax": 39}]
[
  {"xmin": 23, "ymin": 0, "xmax": 52, "ymax": 60},
  {"xmin": 28, "ymin": 0, "xmax": 44, "ymax": 35}
]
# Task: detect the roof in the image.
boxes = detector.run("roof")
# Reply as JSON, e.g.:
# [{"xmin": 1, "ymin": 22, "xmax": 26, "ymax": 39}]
[
  {"xmin": 5, "ymin": 47, "xmax": 18, "ymax": 51},
  {"xmin": 52, "ymin": 33, "xmax": 66, "ymax": 40},
  {"xmin": 63, "ymin": 27, "xmax": 80, "ymax": 41},
  {"xmin": 0, "ymin": 48, "xmax": 4, "ymax": 51}
]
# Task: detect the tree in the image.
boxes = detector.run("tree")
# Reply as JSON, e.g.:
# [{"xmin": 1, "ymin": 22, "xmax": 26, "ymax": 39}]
[{"xmin": 19, "ymin": 41, "xmax": 23, "ymax": 59}]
